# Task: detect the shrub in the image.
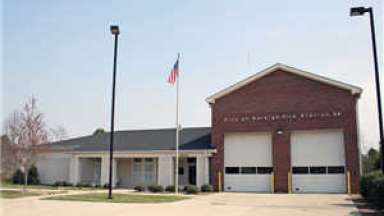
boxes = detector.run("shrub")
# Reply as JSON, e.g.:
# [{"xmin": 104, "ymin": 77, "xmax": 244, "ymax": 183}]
[
  {"xmin": 27, "ymin": 166, "xmax": 40, "ymax": 185},
  {"xmin": 12, "ymin": 166, "xmax": 40, "ymax": 185},
  {"xmin": 64, "ymin": 182, "xmax": 73, "ymax": 187},
  {"xmin": 76, "ymin": 182, "xmax": 84, "ymax": 187},
  {"xmin": 53, "ymin": 181, "xmax": 64, "ymax": 187},
  {"xmin": 201, "ymin": 184, "xmax": 213, "ymax": 192},
  {"xmin": 165, "ymin": 185, "xmax": 175, "ymax": 192},
  {"xmin": 147, "ymin": 185, "xmax": 164, "ymax": 193},
  {"xmin": 184, "ymin": 185, "xmax": 199, "ymax": 194},
  {"xmin": 360, "ymin": 171, "xmax": 384, "ymax": 209},
  {"xmin": 103, "ymin": 183, "xmax": 110, "ymax": 189},
  {"xmin": 134, "ymin": 185, "xmax": 145, "ymax": 192},
  {"xmin": 12, "ymin": 169, "xmax": 24, "ymax": 184},
  {"xmin": 82, "ymin": 183, "xmax": 91, "ymax": 187}
]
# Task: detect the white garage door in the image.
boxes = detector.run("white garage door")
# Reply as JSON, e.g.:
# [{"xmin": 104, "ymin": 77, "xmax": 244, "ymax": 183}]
[
  {"xmin": 291, "ymin": 129, "xmax": 346, "ymax": 193},
  {"xmin": 224, "ymin": 132, "xmax": 272, "ymax": 192}
]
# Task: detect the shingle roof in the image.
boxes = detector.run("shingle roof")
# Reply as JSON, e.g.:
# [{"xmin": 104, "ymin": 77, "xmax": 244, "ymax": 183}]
[{"xmin": 48, "ymin": 127, "xmax": 213, "ymax": 152}]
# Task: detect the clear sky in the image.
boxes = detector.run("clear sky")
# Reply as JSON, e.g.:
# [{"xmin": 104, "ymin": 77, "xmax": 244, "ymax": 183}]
[{"xmin": 2, "ymin": 0, "xmax": 383, "ymax": 152}]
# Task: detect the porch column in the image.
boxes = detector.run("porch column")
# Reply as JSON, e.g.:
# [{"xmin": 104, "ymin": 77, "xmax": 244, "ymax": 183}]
[
  {"xmin": 112, "ymin": 158, "xmax": 117, "ymax": 187},
  {"xmin": 196, "ymin": 155, "xmax": 209, "ymax": 187},
  {"xmin": 69, "ymin": 155, "xmax": 79, "ymax": 184},
  {"xmin": 101, "ymin": 156, "xmax": 117, "ymax": 187},
  {"xmin": 157, "ymin": 156, "xmax": 173, "ymax": 186}
]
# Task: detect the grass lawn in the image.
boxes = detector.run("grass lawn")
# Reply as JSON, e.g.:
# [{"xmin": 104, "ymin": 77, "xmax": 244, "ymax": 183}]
[
  {"xmin": 0, "ymin": 181, "xmax": 101, "ymax": 191},
  {"xmin": 43, "ymin": 192, "xmax": 190, "ymax": 203},
  {"xmin": 0, "ymin": 190, "xmax": 43, "ymax": 199},
  {"xmin": 1, "ymin": 181, "xmax": 57, "ymax": 190}
]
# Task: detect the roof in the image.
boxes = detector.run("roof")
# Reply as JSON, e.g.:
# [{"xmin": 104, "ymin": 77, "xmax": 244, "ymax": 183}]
[
  {"xmin": 47, "ymin": 127, "xmax": 213, "ymax": 152},
  {"xmin": 206, "ymin": 63, "xmax": 362, "ymax": 104}
]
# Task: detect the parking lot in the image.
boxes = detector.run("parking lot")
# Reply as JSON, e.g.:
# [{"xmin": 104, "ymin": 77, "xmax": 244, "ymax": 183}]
[{"xmin": 2, "ymin": 192, "xmax": 362, "ymax": 216}]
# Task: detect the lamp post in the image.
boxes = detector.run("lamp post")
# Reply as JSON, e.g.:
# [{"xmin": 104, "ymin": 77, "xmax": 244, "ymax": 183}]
[
  {"xmin": 350, "ymin": 7, "xmax": 384, "ymax": 173},
  {"xmin": 108, "ymin": 25, "xmax": 120, "ymax": 199}
]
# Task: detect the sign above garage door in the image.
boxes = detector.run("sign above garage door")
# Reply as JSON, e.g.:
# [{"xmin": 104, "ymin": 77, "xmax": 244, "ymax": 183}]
[{"xmin": 223, "ymin": 111, "xmax": 343, "ymax": 123}]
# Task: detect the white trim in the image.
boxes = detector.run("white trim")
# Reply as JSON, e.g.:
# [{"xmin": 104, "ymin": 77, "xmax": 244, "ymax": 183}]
[
  {"xmin": 68, "ymin": 149, "xmax": 216, "ymax": 158},
  {"xmin": 206, "ymin": 63, "xmax": 362, "ymax": 104}
]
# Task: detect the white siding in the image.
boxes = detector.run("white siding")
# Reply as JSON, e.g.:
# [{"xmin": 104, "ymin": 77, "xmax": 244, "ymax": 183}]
[{"xmin": 35, "ymin": 153, "xmax": 71, "ymax": 184}]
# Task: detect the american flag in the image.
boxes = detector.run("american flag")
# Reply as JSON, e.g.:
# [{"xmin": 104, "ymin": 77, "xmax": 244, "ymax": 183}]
[{"xmin": 167, "ymin": 55, "xmax": 179, "ymax": 85}]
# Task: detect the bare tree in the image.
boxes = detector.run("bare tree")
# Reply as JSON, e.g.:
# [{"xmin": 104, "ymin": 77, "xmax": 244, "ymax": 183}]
[
  {"xmin": 0, "ymin": 135, "xmax": 17, "ymax": 180},
  {"xmin": 49, "ymin": 125, "xmax": 68, "ymax": 142},
  {"xmin": 4, "ymin": 97, "xmax": 49, "ymax": 192}
]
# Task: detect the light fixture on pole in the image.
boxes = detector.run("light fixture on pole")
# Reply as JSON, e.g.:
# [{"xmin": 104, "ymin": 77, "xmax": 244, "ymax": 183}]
[
  {"xmin": 108, "ymin": 25, "xmax": 120, "ymax": 199},
  {"xmin": 350, "ymin": 6, "xmax": 384, "ymax": 173}
]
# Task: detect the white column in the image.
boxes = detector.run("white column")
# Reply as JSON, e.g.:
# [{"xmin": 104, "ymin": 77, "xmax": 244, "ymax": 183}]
[
  {"xmin": 196, "ymin": 155, "xmax": 208, "ymax": 187},
  {"xmin": 100, "ymin": 156, "xmax": 109, "ymax": 185},
  {"xmin": 196, "ymin": 155, "xmax": 210, "ymax": 187},
  {"xmin": 101, "ymin": 156, "xmax": 117, "ymax": 187},
  {"xmin": 112, "ymin": 158, "xmax": 117, "ymax": 187},
  {"xmin": 204, "ymin": 156, "xmax": 210, "ymax": 185},
  {"xmin": 157, "ymin": 156, "xmax": 173, "ymax": 187},
  {"xmin": 69, "ymin": 155, "xmax": 80, "ymax": 184}
]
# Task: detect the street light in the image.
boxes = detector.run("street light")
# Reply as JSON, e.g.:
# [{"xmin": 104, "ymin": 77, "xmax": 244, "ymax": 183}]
[
  {"xmin": 350, "ymin": 7, "xmax": 384, "ymax": 173},
  {"xmin": 108, "ymin": 25, "xmax": 120, "ymax": 199}
]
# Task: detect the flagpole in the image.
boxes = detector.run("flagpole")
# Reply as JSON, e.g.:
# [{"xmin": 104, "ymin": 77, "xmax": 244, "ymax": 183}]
[{"xmin": 175, "ymin": 53, "xmax": 180, "ymax": 194}]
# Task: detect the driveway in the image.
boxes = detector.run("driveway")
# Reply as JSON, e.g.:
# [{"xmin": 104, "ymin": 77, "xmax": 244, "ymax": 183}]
[{"xmin": 2, "ymin": 192, "xmax": 361, "ymax": 216}]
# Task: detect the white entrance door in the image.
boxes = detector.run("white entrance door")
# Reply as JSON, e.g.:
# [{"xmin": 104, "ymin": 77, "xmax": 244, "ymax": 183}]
[
  {"xmin": 224, "ymin": 132, "xmax": 272, "ymax": 192},
  {"xmin": 291, "ymin": 129, "xmax": 346, "ymax": 193}
]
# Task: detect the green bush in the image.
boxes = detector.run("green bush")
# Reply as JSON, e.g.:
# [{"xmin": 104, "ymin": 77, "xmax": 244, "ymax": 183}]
[
  {"xmin": 201, "ymin": 184, "xmax": 213, "ymax": 192},
  {"xmin": 64, "ymin": 182, "xmax": 73, "ymax": 187},
  {"xmin": 165, "ymin": 185, "xmax": 175, "ymax": 192},
  {"xmin": 12, "ymin": 169, "xmax": 24, "ymax": 184},
  {"xmin": 134, "ymin": 185, "xmax": 145, "ymax": 192},
  {"xmin": 53, "ymin": 181, "xmax": 64, "ymax": 187},
  {"xmin": 360, "ymin": 171, "xmax": 384, "ymax": 209},
  {"xmin": 27, "ymin": 166, "xmax": 40, "ymax": 185},
  {"xmin": 147, "ymin": 185, "xmax": 164, "ymax": 193},
  {"xmin": 12, "ymin": 166, "xmax": 40, "ymax": 185},
  {"xmin": 184, "ymin": 185, "xmax": 199, "ymax": 194},
  {"xmin": 103, "ymin": 183, "xmax": 110, "ymax": 189}
]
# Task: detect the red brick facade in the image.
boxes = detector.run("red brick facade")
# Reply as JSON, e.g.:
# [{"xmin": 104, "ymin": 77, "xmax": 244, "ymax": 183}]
[{"xmin": 210, "ymin": 69, "xmax": 360, "ymax": 193}]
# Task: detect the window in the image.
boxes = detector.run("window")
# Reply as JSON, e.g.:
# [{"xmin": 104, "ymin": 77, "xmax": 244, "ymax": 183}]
[
  {"xmin": 241, "ymin": 167, "xmax": 256, "ymax": 174},
  {"xmin": 178, "ymin": 167, "xmax": 184, "ymax": 175},
  {"xmin": 310, "ymin": 166, "xmax": 326, "ymax": 174},
  {"xmin": 225, "ymin": 167, "xmax": 240, "ymax": 174},
  {"xmin": 292, "ymin": 167, "xmax": 309, "ymax": 174},
  {"xmin": 187, "ymin": 158, "xmax": 196, "ymax": 163},
  {"xmin": 257, "ymin": 167, "xmax": 273, "ymax": 174},
  {"xmin": 327, "ymin": 166, "xmax": 345, "ymax": 174},
  {"xmin": 132, "ymin": 158, "xmax": 156, "ymax": 185}
]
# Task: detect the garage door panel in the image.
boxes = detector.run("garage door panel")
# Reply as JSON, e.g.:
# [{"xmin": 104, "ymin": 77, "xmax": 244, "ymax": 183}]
[
  {"xmin": 225, "ymin": 175, "xmax": 271, "ymax": 192},
  {"xmin": 224, "ymin": 132, "xmax": 272, "ymax": 192},
  {"xmin": 291, "ymin": 129, "xmax": 346, "ymax": 193},
  {"xmin": 291, "ymin": 130, "xmax": 345, "ymax": 166},
  {"xmin": 292, "ymin": 175, "xmax": 346, "ymax": 193},
  {"xmin": 224, "ymin": 132, "xmax": 272, "ymax": 166}
]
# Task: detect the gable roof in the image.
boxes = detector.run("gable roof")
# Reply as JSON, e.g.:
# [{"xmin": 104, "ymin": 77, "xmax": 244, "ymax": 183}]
[
  {"xmin": 206, "ymin": 63, "xmax": 362, "ymax": 104},
  {"xmin": 47, "ymin": 127, "xmax": 213, "ymax": 152}
]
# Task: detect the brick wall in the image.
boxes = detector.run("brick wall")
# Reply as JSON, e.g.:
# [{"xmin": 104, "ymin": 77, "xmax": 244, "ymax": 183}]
[{"xmin": 210, "ymin": 69, "xmax": 360, "ymax": 193}]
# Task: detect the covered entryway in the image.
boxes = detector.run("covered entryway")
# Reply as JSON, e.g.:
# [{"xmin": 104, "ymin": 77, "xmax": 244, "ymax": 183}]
[
  {"xmin": 116, "ymin": 158, "xmax": 157, "ymax": 188},
  {"xmin": 79, "ymin": 158, "xmax": 101, "ymax": 185},
  {"xmin": 291, "ymin": 129, "xmax": 346, "ymax": 193},
  {"xmin": 224, "ymin": 132, "xmax": 273, "ymax": 192}
]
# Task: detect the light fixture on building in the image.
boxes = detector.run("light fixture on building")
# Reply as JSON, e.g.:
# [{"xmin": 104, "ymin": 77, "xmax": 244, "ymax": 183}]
[{"xmin": 276, "ymin": 128, "xmax": 284, "ymax": 135}]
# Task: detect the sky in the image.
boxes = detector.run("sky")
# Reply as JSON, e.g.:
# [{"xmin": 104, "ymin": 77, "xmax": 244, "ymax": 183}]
[{"xmin": 2, "ymin": 0, "xmax": 383, "ymax": 152}]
